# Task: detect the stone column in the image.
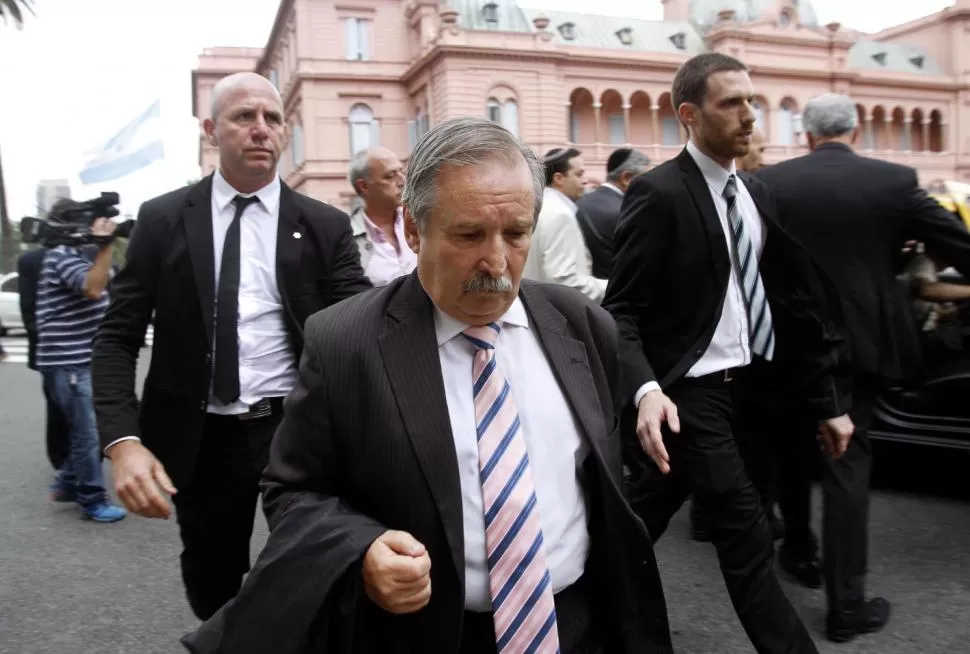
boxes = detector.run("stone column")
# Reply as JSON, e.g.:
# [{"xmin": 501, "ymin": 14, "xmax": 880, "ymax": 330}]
[
  {"xmin": 884, "ymin": 115, "xmax": 894, "ymax": 151},
  {"xmin": 922, "ymin": 117, "xmax": 931, "ymax": 152},
  {"xmin": 865, "ymin": 116, "xmax": 874, "ymax": 152},
  {"xmin": 650, "ymin": 103, "xmax": 660, "ymax": 146},
  {"xmin": 622, "ymin": 102, "xmax": 631, "ymax": 145},
  {"xmin": 565, "ymin": 101, "xmax": 573, "ymax": 143},
  {"xmin": 592, "ymin": 101, "xmax": 602, "ymax": 145}
]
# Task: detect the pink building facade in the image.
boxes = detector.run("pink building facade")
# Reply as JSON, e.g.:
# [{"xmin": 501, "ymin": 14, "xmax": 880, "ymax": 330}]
[{"xmin": 191, "ymin": 0, "xmax": 970, "ymax": 212}]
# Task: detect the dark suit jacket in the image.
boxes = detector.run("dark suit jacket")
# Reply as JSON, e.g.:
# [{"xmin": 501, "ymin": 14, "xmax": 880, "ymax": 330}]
[
  {"xmin": 181, "ymin": 273, "xmax": 673, "ymax": 654},
  {"xmin": 91, "ymin": 175, "xmax": 371, "ymax": 488},
  {"xmin": 757, "ymin": 142, "xmax": 970, "ymax": 381},
  {"xmin": 575, "ymin": 185, "xmax": 624, "ymax": 280},
  {"xmin": 604, "ymin": 148, "xmax": 850, "ymax": 420},
  {"xmin": 17, "ymin": 248, "xmax": 45, "ymax": 370}
]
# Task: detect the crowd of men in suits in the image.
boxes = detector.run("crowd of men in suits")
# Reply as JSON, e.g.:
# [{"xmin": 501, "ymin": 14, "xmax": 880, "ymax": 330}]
[{"xmin": 26, "ymin": 49, "xmax": 970, "ymax": 654}]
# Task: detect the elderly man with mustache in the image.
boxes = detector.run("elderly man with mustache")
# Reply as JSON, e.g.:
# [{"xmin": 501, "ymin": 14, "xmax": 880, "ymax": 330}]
[{"xmin": 182, "ymin": 117, "xmax": 673, "ymax": 654}]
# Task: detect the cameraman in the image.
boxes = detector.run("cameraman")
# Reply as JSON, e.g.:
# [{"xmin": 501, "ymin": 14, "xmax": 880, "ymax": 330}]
[{"xmin": 36, "ymin": 199, "xmax": 126, "ymax": 523}]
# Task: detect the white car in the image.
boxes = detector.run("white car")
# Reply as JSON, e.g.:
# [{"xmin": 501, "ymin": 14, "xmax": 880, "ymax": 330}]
[{"xmin": 0, "ymin": 272, "xmax": 24, "ymax": 336}]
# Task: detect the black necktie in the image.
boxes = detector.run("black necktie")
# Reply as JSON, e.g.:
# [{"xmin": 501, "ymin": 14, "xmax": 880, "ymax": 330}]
[{"xmin": 213, "ymin": 194, "xmax": 260, "ymax": 405}]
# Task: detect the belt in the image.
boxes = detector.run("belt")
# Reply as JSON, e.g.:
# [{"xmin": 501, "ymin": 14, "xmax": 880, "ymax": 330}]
[
  {"xmin": 235, "ymin": 397, "xmax": 285, "ymax": 421},
  {"xmin": 682, "ymin": 366, "xmax": 743, "ymax": 385}
]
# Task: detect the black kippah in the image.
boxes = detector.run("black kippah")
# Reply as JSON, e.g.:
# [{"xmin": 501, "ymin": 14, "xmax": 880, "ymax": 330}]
[{"xmin": 607, "ymin": 148, "xmax": 633, "ymax": 173}]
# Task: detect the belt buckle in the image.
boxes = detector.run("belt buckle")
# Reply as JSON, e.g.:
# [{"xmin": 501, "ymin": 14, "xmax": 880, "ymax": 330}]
[
  {"xmin": 723, "ymin": 368, "xmax": 734, "ymax": 383},
  {"xmin": 240, "ymin": 398, "xmax": 271, "ymax": 421}
]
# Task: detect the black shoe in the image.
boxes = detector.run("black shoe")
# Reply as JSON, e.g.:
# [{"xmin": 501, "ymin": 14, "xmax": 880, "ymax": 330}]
[
  {"xmin": 778, "ymin": 547, "xmax": 822, "ymax": 589},
  {"xmin": 826, "ymin": 597, "xmax": 891, "ymax": 643}
]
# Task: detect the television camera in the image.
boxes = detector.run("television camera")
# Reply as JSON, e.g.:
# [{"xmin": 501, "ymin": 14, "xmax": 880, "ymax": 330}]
[{"xmin": 20, "ymin": 192, "xmax": 136, "ymax": 248}]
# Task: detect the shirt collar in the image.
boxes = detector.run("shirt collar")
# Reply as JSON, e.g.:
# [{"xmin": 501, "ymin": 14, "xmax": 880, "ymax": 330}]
[
  {"xmin": 545, "ymin": 186, "xmax": 577, "ymax": 214},
  {"xmin": 687, "ymin": 140, "xmax": 736, "ymax": 196},
  {"xmin": 362, "ymin": 206, "xmax": 403, "ymax": 243},
  {"xmin": 212, "ymin": 168, "xmax": 281, "ymax": 217},
  {"xmin": 433, "ymin": 295, "xmax": 529, "ymax": 347},
  {"xmin": 600, "ymin": 182, "xmax": 624, "ymax": 196}
]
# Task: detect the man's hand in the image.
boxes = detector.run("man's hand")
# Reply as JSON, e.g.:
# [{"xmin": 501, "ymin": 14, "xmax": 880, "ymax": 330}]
[
  {"xmin": 108, "ymin": 440, "xmax": 177, "ymax": 518},
  {"xmin": 636, "ymin": 389, "xmax": 681, "ymax": 474},
  {"xmin": 362, "ymin": 530, "xmax": 432, "ymax": 615},
  {"xmin": 818, "ymin": 414, "xmax": 855, "ymax": 460}
]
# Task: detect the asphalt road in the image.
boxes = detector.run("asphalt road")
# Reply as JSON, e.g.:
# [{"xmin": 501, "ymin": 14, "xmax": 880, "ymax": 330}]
[{"xmin": 1, "ymin": 340, "xmax": 968, "ymax": 654}]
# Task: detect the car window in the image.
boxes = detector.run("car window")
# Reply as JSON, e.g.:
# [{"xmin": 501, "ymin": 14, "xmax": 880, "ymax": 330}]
[{"xmin": 1, "ymin": 274, "xmax": 19, "ymax": 293}]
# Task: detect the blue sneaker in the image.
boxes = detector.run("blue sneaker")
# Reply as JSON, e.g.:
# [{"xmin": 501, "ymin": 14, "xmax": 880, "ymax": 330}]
[{"xmin": 81, "ymin": 502, "xmax": 127, "ymax": 523}]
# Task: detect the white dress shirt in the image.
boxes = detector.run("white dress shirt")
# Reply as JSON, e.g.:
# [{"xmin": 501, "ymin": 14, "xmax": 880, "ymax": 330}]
[
  {"xmin": 434, "ymin": 298, "xmax": 591, "ymax": 611},
  {"xmin": 523, "ymin": 187, "xmax": 608, "ymax": 302},
  {"xmin": 632, "ymin": 141, "xmax": 767, "ymax": 406},
  {"xmin": 207, "ymin": 169, "xmax": 298, "ymax": 415},
  {"xmin": 104, "ymin": 172, "xmax": 300, "ymax": 451}
]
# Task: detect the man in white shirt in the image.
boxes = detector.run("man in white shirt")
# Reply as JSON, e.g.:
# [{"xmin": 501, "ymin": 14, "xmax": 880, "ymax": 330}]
[
  {"xmin": 605, "ymin": 53, "xmax": 854, "ymax": 652},
  {"xmin": 91, "ymin": 72, "xmax": 371, "ymax": 620},
  {"xmin": 523, "ymin": 148, "xmax": 607, "ymax": 302}
]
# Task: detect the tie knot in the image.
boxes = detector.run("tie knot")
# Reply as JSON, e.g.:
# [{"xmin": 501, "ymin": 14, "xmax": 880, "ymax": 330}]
[
  {"xmin": 723, "ymin": 175, "xmax": 738, "ymax": 199},
  {"xmin": 233, "ymin": 194, "xmax": 260, "ymax": 211},
  {"xmin": 461, "ymin": 322, "xmax": 501, "ymax": 350}
]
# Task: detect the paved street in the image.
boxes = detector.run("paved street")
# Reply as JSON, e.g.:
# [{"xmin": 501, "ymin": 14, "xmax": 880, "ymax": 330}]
[{"xmin": 0, "ymin": 344, "xmax": 968, "ymax": 654}]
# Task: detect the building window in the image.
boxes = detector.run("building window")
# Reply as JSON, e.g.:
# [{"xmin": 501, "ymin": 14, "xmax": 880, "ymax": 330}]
[
  {"xmin": 486, "ymin": 98, "xmax": 502, "ymax": 124},
  {"xmin": 291, "ymin": 123, "xmax": 305, "ymax": 166},
  {"xmin": 607, "ymin": 112, "xmax": 625, "ymax": 144},
  {"xmin": 752, "ymin": 101, "xmax": 765, "ymax": 132},
  {"xmin": 344, "ymin": 18, "xmax": 370, "ymax": 61},
  {"xmin": 482, "ymin": 2, "xmax": 498, "ymax": 25},
  {"xmin": 558, "ymin": 22, "xmax": 576, "ymax": 41},
  {"xmin": 349, "ymin": 104, "xmax": 378, "ymax": 154},
  {"xmin": 570, "ymin": 110, "xmax": 580, "ymax": 143},
  {"xmin": 502, "ymin": 100, "xmax": 519, "ymax": 137},
  {"xmin": 268, "ymin": 69, "xmax": 279, "ymax": 89},
  {"xmin": 661, "ymin": 116, "xmax": 681, "ymax": 145},
  {"xmin": 616, "ymin": 27, "xmax": 633, "ymax": 46},
  {"xmin": 669, "ymin": 32, "xmax": 686, "ymax": 50},
  {"xmin": 409, "ymin": 109, "xmax": 430, "ymax": 149}
]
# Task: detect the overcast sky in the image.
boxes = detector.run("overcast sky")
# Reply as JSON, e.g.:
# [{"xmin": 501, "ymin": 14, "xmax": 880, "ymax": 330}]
[{"xmin": 0, "ymin": 0, "xmax": 955, "ymax": 220}]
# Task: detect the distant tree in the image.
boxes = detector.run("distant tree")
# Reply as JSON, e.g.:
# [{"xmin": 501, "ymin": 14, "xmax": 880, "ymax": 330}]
[{"xmin": 0, "ymin": 0, "xmax": 34, "ymax": 27}]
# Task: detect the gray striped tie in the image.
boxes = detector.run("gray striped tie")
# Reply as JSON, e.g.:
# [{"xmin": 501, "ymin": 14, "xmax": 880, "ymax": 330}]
[{"xmin": 724, "ymin": 175, "xmax": 775, "ymax": 360}]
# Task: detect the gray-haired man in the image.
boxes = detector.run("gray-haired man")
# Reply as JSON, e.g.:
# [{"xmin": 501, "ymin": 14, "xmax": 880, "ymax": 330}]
[
  {"xmin": 575, "ymin": 148, "xmax": 651, "ymax": 280},
  {"xmin": 758, "ymin": 92, "xmax": 970, "ymax": 642},
  {"xmin": 183, "ymin": 117, "xmax": 672, "ymax": 654}
]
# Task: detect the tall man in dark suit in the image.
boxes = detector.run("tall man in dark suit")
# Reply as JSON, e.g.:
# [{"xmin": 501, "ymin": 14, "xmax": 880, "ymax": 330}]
[
  {"xmin": 604, "ymin": 53, "xmax": 854, "ymax": 653},
  {"xmin": 181, "ymin": 117, "xmax": 672, "ymax": 654},
  {"xmin": 757, "ymin": 92, "xmax": 970, "ymax": 642},
  {"xmin": 91, "ymin": 72, "xmax": 371, "ymax": 620},
  {"xmin": 575, "ymin": 148, "xmax": 650, "ymax": 280},
  {"xmin": 18, "ymin": 245, "xmax": 70, "ymax": 470}
]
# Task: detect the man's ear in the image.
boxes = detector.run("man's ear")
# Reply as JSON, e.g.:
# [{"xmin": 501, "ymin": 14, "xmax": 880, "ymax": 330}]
[
  {"xmin": 404, "ymin": 207, "xmax": 420, "ymax": 254},
  {"xmin": 202, "ymin": 118, "xmax": 218, "ymax": 148}
]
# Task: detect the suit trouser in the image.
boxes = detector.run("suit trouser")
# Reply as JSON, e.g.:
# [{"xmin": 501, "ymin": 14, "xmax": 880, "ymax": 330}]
[
  {"xmin": 459, "ymin": 573, "xmax": 603, "ymax": 654},
  {"xmin": 626, "ymin": 372, "xmax": 818, "ymax": 654},
  {"xmin": 172, "ymin": 410, "xmax": 282, "ymax": 621}
]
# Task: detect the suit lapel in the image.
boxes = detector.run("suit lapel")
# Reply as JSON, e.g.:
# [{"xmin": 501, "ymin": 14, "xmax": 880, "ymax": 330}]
[
  {"xmin": 183, "ymin": 176, "xmax": 216, "ymax": 346},
  {"xmin": 518, "ymin": 285, "xmax": 608, "ymax": 461},
  {"xmin": 677, "ymin": 149, "xmax": 731, "ymax": 274},
  {"xmin": 275, "ymin": 184, "xmax": 303, "ymax": 302},
  {"xmin": 378, "ymin": 274, "xmax": 466, "ymax": 586}
]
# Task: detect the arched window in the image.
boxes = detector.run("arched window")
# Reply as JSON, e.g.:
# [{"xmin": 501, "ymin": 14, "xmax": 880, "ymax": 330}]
[
  {"xmin": 501, "ymin": 99, "xmax": 519, "ymax": 137},
  {"xmin": 486, "ymin": 98, "xmax": 502, "ymax": 124},
  {"xmin": 486, "ymin": 97, "xmax": 519, "ymax": 136},
  {"xmin": 349, "ymin": 104, "xmax": 378, "ymax": 155}
]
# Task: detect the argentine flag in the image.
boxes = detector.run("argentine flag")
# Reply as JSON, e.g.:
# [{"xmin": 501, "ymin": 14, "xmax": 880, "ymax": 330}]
[{"xmin": 79, "ymin": 100, "xmax": 165, "ymax": 185}]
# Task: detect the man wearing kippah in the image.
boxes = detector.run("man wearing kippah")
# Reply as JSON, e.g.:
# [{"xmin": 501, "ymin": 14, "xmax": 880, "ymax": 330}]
[
  {"xmin": 576, "ymin": 148, "xmax": 651, "ymax": 279},
  {"xmin": 523, "ymin": 148, "xmax": 607, "ymax": 302}
]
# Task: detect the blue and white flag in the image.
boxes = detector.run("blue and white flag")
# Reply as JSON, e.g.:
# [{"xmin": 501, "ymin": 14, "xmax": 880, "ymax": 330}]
[{"xmin": 79, "ymin": 100, "xmax": 165, "ymax": 185}]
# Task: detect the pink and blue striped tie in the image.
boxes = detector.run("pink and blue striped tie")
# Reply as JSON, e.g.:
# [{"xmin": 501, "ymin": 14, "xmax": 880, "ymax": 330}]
[{"xmin": 462, "ymin": 322, "xmax": 560, "ymax": 654}]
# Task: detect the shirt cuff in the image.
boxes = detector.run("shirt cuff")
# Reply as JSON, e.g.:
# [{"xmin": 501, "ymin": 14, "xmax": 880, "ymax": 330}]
[
  {"xmin": 104, "ymin": 436, "xmax": 141, "ymax": 456},
  {"xmin": 633, "ymin": 381, "xmax": 661, "ymax": 408}
]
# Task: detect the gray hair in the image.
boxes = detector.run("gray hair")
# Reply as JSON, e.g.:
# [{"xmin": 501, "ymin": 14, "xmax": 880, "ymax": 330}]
[
  {"xmin": 802, "ymin": 93, "xmax": 858, "ymax": 138},
  {"xmin": 606, "ymin": 150, "xmax": 651, "ymax": 182},
  {"xmin": 348, "ymin": 149, "xmax": 372, "ymax": 196},
  {"xmin": 209, "ymin": 72, "xmax": 282, "ymax": 123},
  {"xmin": 402, "ymin": 117, "xmax": 544, "ymax": 232}
]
